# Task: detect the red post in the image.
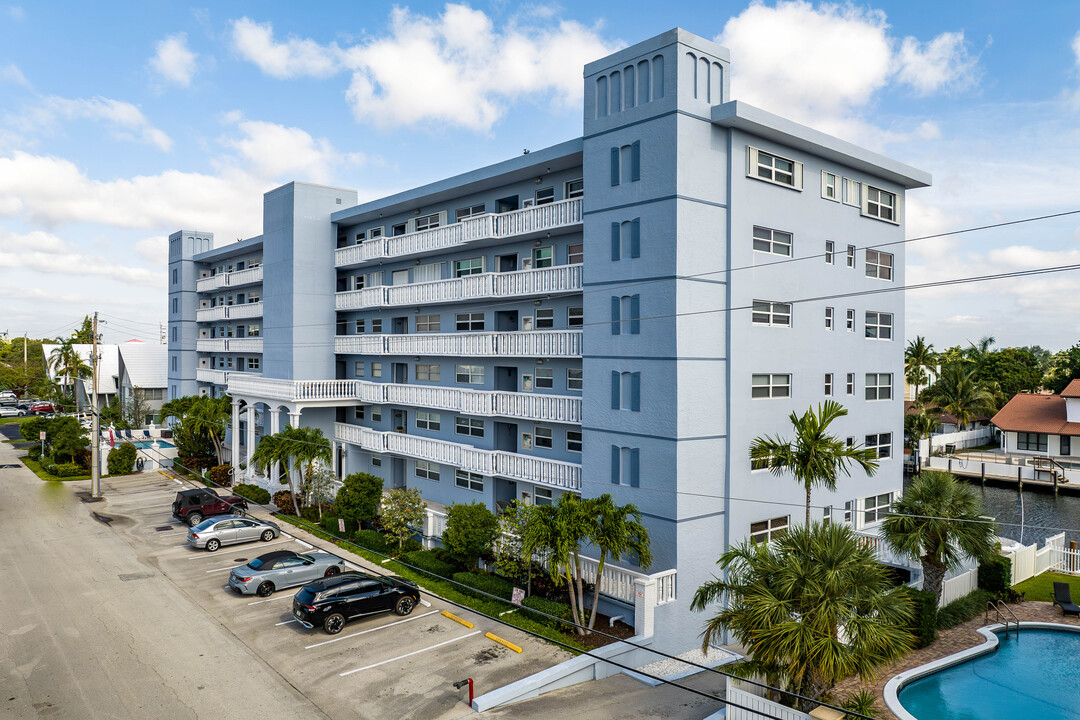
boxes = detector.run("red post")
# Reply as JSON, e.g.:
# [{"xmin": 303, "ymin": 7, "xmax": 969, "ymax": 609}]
[{"xmin": 468, "ymin": 678, "xmax": 474, "ymax": 706}]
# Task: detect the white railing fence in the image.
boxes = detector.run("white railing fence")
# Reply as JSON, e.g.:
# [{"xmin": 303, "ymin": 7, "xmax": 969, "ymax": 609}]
[
  {"xmin": 725, "ymin": 679, "xmax": 811, "ymax": 720},
  {"xmin": 333, "ymin": 330, "xmax": 583, "ymax": 358},
  {"xmin": 939, "ymin": 568, "xmax": 979, "ymax": 605},
  {"xmin": 1000, "ymin": 532, "xmax": 1080, "ymax": 583},
  {"xmin": 919, "ymin": 426, "xmax": 994, "ymax": 458}
]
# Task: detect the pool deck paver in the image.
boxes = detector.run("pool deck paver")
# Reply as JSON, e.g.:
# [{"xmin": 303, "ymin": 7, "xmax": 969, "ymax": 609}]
[{"xmin": 833, "ymin": 600, "xmax": 1080, "ymax": 720}]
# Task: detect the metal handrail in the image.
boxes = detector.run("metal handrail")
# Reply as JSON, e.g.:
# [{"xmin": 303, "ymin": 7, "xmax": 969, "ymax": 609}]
[{"xmin": 985, "ymin": 599, "xmax": 1019, "ymax": 636}]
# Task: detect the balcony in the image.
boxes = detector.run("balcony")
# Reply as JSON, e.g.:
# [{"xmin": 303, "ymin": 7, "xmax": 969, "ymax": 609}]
[
  {"xmin": 196, "ymin": 337, "xmax": 263, "ymax": 353},
  {"xmin": 335, "ymin": 197, "xmax": 583, "ymax": 268},
  {"xmin": 196, "ymin": 301, "xmax": 264, "ymax": 322},
  {"xmin": 197, "ymin": 368, "xmax": 261, "ymax": 386},
  {"xmin": 336, "ymin": 265, "xmax": 582, "ymax": 311},
  {"xmin": 334, "ymin": 422, "xmax": 581, "ymax": 491},
  {"xmin": 196, "ymin": 265, "xmax": 263, "ymax": 293},
  {"xmin": 335, "ymin": 330, "xmax": 582, "ymax": 358},
  {"xmin": 227, "ymin": 377, "xmax": 360, "ymax": 404}
]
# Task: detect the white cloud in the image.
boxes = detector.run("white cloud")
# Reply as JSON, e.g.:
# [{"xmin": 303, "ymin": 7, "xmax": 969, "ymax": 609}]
[
  {"xmin": 896, "ymin": 32, "xmax": 978, "ymax": 95},
  {"xmin": 0, "ymin": 229, "xmax": 163, "ymax": 287},
  {"xmin": 222, "ymin": 117, "xmax": 364, "ymax": 183},
  {"xmin": 6, "ymin": 6, "xmax": 23, "ymax": 21},
  {"xmin": 150, "ymin": 32, "xmax": 198, "ymax": 87},
  {"xmin": 230, "ymin": 17, "xmax": 341, "ymax": 78},
  {"xmin": 0, "ymin": 63, "xmax": 30, "ymax": 88},
  {"xmin": 134, "ymin": 235, "xmax": 168, "ymax": 264},
  {"xmin": 8, "ymin": 95, "xmax": 173, "ymax": 151}
]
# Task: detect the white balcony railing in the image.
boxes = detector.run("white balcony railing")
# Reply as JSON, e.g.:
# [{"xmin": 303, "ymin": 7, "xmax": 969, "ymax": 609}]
[
  {"xmin": 196, "ymin": 301, "xmax": 264, "ymax": 322},
  {"xmin": 335, "ymin": 330, "xmax": 582, "ymax": 358},
  {"xmin": 196, "ymin": 337, "xmax": 263, "ymax": 353},
  {"xmin": 335, "ymin": 265, "xmax": 582, "ymax": 310},
  {"xmin": 334, "ymin": 422, "xmax": 581, "ymax": 491},
  {"xmin": 335, "ymin": 197, "xmax": 582, "ymax": 268},
  {"xmin": 227, "ymin": 376, "xmax": 360, "ymax": 403},
  {"xmin": 197, "ymin": 368, "xmax": 261, "ymax": 386},
  {"xmin": 196, "ymin": 265, "xmax": 263, "ymax": 292}
]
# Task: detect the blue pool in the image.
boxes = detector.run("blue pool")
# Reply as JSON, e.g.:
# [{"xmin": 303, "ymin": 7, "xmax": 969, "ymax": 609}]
[
  {"xmin": 130, "ymin": 440, "xmax": 174, "ymax": 449},
  {"xmin": 896, "ymin": 627, "xmax": 1080, "ymax": 719}
]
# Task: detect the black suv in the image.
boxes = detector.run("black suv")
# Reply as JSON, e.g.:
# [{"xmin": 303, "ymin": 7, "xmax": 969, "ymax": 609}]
[
  {"xmin": 171, "ymin": 487, "xmax": 248, "ymax": 527},
  {"xmin": 292, "ymin": 571, "xmax": 420, "ymax": 634}
]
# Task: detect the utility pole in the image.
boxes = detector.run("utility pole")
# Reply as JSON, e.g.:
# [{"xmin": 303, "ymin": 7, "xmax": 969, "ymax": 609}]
[
  {"xmin": 90, "ymin": 312, "xmax": 101, "ymax": 499},
  {"xmin": 159, "ymin": 322, "xmax": 166, "ymax": 345}
]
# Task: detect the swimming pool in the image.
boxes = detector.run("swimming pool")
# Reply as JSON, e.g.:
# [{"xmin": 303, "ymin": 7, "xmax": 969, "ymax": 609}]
[
  {"xmin": 130, "ymin": 440, "xmax": 174, "ymax": 449},
  {"xmin": 888, "ymin": 624, "xmax": 1080, "ymax": 720}
]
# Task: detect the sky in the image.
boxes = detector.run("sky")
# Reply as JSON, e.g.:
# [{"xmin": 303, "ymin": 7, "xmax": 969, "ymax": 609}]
[{"xmin": 1, "ymin": 1, "xmax": 1079, "ymax": 351}]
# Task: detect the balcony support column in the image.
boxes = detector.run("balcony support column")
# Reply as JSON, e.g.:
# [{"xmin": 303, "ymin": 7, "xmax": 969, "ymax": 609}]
[
  {"xmin": 230, "ymin": 400, "xmax": 241, "ymax": 479},
  {"xmin": 269, "ymin": 406, "xmax": 280, "ymax": 488},
  {"xmin": 245, "ymin": 404, "xmax": 257, "ymax": 481}
]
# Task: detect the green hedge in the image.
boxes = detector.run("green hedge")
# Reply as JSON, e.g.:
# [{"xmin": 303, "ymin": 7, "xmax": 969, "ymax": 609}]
[
  {"xmin": 106, "ymin": 442, "xmax": 137, "ymax": 476},
  {"xmin": 400, "ymin": 550, "xmax": 457, "ymax": 579},
  {"xmin": 900, "ymin": 586, "xmax": 939, "ymax": 648},
  {"xmin": 520, "ymin": 595, "xmax": 573, "ymax": 630},
  {"xmin": 937, "ymin": 589, "xmax": 993, "ymax": 630},
  {"xmin": 978, "ymin": 555, "xmax": 1012, "ymax": 595},
  {"xmin": 354, "ymin": 529, "xmax": 389, "ymax": 553},
  {"xmin": 232, "ymin": 484, "xmax": 271, "ymax": 505},
  {"xmin": 41, "ymin": 461, "xmax": 86, "ymax": 477},
  {"xmin": 452, "ymin": 571, "xmax": 516, "ymax": 601}
]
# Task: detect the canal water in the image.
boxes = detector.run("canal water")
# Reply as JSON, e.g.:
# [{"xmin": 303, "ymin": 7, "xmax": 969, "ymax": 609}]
[{"xmin": 964, "ymin": 481, "xmax": 1080, "ymax": 548}]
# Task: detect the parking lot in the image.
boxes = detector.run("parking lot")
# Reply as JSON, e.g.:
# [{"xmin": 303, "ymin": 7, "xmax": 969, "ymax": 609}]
[{"xmin": 98, "ymin": 471, "xmax": 569, "ymax": 719}]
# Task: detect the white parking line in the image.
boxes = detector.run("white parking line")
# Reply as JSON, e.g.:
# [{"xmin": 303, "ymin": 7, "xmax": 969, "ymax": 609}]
[
  {"xmin": 205, "ymin": 566, "xmax": 236, "ymax": 573},
  {"xmin": 276, "ymin": 619, "xmax": 297, "ymax": 626},
  {"xmin": 304, "ymin": 610, "xmax": 440, "ymax": 650},
  {"xmin": 419, "ymin": 599, "xmax": 431, "ymax": 608},
  {"xmin": 247, "ymin": 595, "xmax": 294, "ymax": 606},
  {"xmin": 338, "ymin": 631, "xmax": 481, "ymax": 676}
]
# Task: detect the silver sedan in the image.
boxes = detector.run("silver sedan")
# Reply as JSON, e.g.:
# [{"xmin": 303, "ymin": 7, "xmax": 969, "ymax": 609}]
[
  {"xmin": 187, "ymin": 515, "xmax": 281, "ymax": 552},
  {"xmin": 228, "ymin": 550, "xmax": 346, "ymax": 597}
]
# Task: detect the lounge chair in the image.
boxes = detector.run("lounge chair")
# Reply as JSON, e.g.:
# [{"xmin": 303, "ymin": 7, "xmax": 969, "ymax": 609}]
[
  {"xmin": 1053, "ymin": 582, "xmax": 1080, "ymax": 616},
  {"xmin": 142, "ymin": 430, "xmax": 151, "ymax": 438}
]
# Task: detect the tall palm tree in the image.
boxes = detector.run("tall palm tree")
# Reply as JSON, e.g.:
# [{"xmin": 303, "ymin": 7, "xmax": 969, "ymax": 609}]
[
  {"xmin": 523, "ymin": 493, "xmax": 594, "ymax": 636},
  {"xmin": 184, "ymin": 395, "xmax": 232, "ymax": 465},
  {"xmin": 251, "ymin": 432, "xmax": 296, "ymax": 514},
  {"xmin": 47, "ymin": 340, "xmax": 91, "ymax": 412},
  {"xmin": 250, "ymin": 425, "xmax": 331, "ymax": 517},
  {"xmin": 905, "ymin": 336, "xmax": 937, "ymax": 402},
  {"xmin": 749, "ymin": 401, "xmax": 879, "ymax": 525},
  {"xmin": 921, "ymin": 363, "xmax": 997, "ymax": 428},
  {"xmin": 882, "ymin": 471, "xmax": 998, "ymax": 604},
  {"xmin": 587, "ymin": 495, "xmax": 653, "ymax": 630},
  {"xmin": 691, "ymin": 522, "xmax": 914, "ymax": 711}
]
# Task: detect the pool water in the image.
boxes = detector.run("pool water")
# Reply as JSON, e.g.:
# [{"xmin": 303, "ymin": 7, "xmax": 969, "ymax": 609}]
[
  {"xmin": 130, "ymin": 440, "xmax": 174, "ymax": 449},
  {"xmin": 898, "ymin": 628, "xmax": 1080, "ymax": 719}
]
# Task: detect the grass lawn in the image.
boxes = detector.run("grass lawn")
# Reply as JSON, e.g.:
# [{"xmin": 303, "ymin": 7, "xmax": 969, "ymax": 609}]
[
  {"xmin": 0, "ymin": 415, "xmax": 37, "ymax": 426},
  {"xmin": 1013, "ymin": 571, "xmax": 1080, "ymax": 603},
  {"xmin": 18, "ymin": 455, "xmax": 93, "ymax": 482}
]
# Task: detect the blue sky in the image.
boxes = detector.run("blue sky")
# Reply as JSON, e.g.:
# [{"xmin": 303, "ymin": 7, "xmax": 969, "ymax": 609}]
[{"xmin": 1, "ymin": 1, "xmax": 1079, "ymax": 351}]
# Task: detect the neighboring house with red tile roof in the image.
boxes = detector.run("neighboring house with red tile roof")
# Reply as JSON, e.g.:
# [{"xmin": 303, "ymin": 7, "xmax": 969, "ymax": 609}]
[
  {"xmin": 991, "ymin": 386, "xmax": 1080, "ymax": 457},
  {"xmin": 904, "ymin": 401, "xmax": 991, "ymax": 434}
]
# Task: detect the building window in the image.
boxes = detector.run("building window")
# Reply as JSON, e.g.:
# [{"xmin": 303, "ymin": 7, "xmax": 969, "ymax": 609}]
[
  {"xmin": 821, "ymin": 171, "xmax": 839, "ymax": 201},
  {"xmin": 355, "ymin": 319, "xmax": 365, "ymax": 334},
  {"xmin": 354, "ymin": 231, "xmax": 365, "ymax": 244},
  {"xmin": 611, "ymin": 219, "xmax": 641, "ymax": 260},
  {"xmin": 371, "ymin": 319, "xmax": 383, "ymax": 333},
  {"xmin": 535, "ymin": 187, "xmax": 555, "ymax": 205},
  {"xmin": 865, "ymin": 433, "xmax": 892, "ymax": 460},
  {"xmin": 824, "ymin": 373, "xmax": 833, "ymax": 396},
  {"xmin": 534, "ymin": 426, "xmax": 553, "ymax": 449},
  {"xmin": 825, "ymin": 307, "xmax": 834, "ymax": 330},
  {"xmin": 611, "ymin": 371, "xmax": 641, "ymax": 411},
  {"xmin": 567, "ymin": 368, "xmax": 583, "ymax": 391},
  {"xmin": 752, "ymin": 373, "xmax": 790, "ymax": 399},
  {"xmin": 1017, "ymin": 432, "xmax": 1048, "ymax": 452},
  {"xmin": 568, "ymin": 243, "xmax": 584, "ymax": 265},
  {"xmin": 611, "ymin": 141, "xmax": 641, "ymax": 186},
  {"xmin": 415, "ymin": 364, "xmax": 440, "ymax": 382},
  {"xmin": 248, "ymin": 357, "xmax": 260, "ymax": 371},
  {"xmin": 416, "ymin": 411, "xmax": 441, "ymax": 431},
  {"xmin": 416, "ymin": 314, "xmax": 441, "ymax": 332},
  {"xmin": 750, "ymin": 516, "xmax": 788, "ymax": 544},
  {"xmin": 1062, "ymin": 435, "xmax": 1072, "ymax": 455},
  {"xmin": 568, "ymin": 306, "xmax": 583, "ymax": 328},
  {"xmin": 368, "ymin": 227, "xmax": 384, "ymax": 239},
  {"xmin": 371, "ymin": 455, "xmax": 383, "ymax": 467},
  {"xmin": 354, "ymin": 406, "xmax": 365, "ymax": 420},
  {"xmin": 454, "ymin": 257, "xmax": 484, "ymax": 277},
  {"xmin": 172, "ymin": 268, "xmax": 178, "ymax": 285},
  {"xmin": 455, "ymin": 417, "xmax": 484, "ymax": 438},
  {"xmin": 565, "ymin": 178, "xmax": 584, "ymax": 199},
  {"xmin": 865, "ymin": 373, "xmax": 892, "ymax": 401},
  {"xmin": 456, "ymin": 312, "xmax": 484, "ymax": 331},
  {"xmin": 611, "ymin": 446, "xmax": 640, "ymax": 487},
  {"xmin": 533, "ymin": 308, "xmax": 554, "ymax": 330},
  {"xmin": 415, "ymin": 213, "xmax": 441, "ymax": 231},
  {"xmin": 171, "ymin": 298, "xmax": 178, "ymax": 314},
  {"xmin": 456, "ymin": 364, "xmax": 484, "ymax": 384},
  {"xmin": 534, "ymin": 487, "xmax": 554, "ymax": 505},
  {"xmin": 864, "ymin": 185, "xmax": 898, "ymax": 222},
  {"xmin": 846, "ymin": 309, "xmax": 855, "ymax": 332},
  {"xmin": 456, "ymin": 204, "xmax": 485, "ymax": 222},
  {"xmin": 611, "ymin": 294, "xmax": 641, "ymax": 335},
  {"xmin": 370, "ymin": 406, "xmax": 382, "ymax": 422},
  {"xmin": 533, "ymin": 246, "xmax": 554, "ymax": 268},
  {"xmin": 391, "ymin": 222, "xmax": 407, "ymax": 236},
  {"xmin": 846, "ymin": 373, "xmax": 855, "ymax": 395},
  {"xmin": 455, "ymin": 470, "xmax": 484, "ymax": 492},
  {"xmin": 170, "ymin": 356, "xmax": 177, "ymax": 372},
  {"xmin": 865, "ymin": 312, "xmax": 893, "ymax": 340},
  {"xmin": 749, "ymin": 147, "xmax": 801, "ymax": 189},
  {"xmin": 535, "ymin": 367, "xmax": 554, "ymax": 389},
  {"xmin": 567, "ymin": 430, "xmax": 582, "ymax": 453},
  {"xmin": 371, "ymin": 362, "xmax": 382, "ymax": 378},
  {"xmin": 415, "ymin": 461, "xmax": 440, "ymax": 481},
  {"xmin": 752, "ymin": 300, "xmax": 792, "ymax": 327},
  {"xmin": 752, "ymin": 226, "xmax": 792, "ymax": 256},
  {"xmin": 825, "ymin": 240, "xmax": 834, "ymax": 264},
  {"xmin": 866, "ymin": 250, "xmax": 894, "ymax": 280},
  {"xmin": 843, "ymin": 178, "xmax": 861, "ymax": 206},
  {"xmin": 863, "ymin": 492, "xmax": 893, "ymax": 524},
  {"xmin": 846, "ymin": 245, "xmax": 856, "ymax": 268}
]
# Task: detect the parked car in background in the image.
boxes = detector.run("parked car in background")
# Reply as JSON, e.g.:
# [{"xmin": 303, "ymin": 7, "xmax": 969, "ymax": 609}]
[
  {"xmin": 228, "ymin": 550, "xmax": 345, "ymax": 597},
  {"xmin": 0, "ymin": 406, "xmax": 27, "ymax": 417},
  {"xmin": 0, "ymin": 391, "xmax": 17, "ymax": 406},
  {"xmin": 171, "ymin": 487, "xmax": 249, "ymax": 527},
  {"xmin": 16, "ymin": 399, "xmax": 39, "ymax": 411},
  {"xmin": 29, "ymin": 401, "xmax": 56, "ymax": 415},
  {"xmin": 186, "ymin": 515, "xmax": 280, "ymax": 552},
  {"xmin": 292, "ymin": 571, "xmax": 420, "ymax": 634}
]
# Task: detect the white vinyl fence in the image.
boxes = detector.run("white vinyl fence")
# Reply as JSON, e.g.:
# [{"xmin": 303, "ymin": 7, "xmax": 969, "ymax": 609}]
[
  {"xmin": 723, "ymin": 678, "xmax": 812, "ymax": 720},
  {"xmin": 919, "ymin": 426, "xmax": 994, "ymax": 459},
  {"xmin": 1000, "ymin": 532, "xmax": 1079, "ymax": 585}
]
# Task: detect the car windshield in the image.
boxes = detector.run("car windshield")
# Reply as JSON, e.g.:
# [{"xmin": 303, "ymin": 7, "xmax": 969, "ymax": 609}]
[
  {"xmin": 192, "ymin": 519, "xmax": 217, "ymax": 531},
  {"xmin": 247, "ymin": 557, "xmax": 267, "ymax": 569},
  {"xmin": 295, "ymin": 588, "xmax": 316, "ymax": 605},
  {"xmin": 297, "ymin": 554, "xmax": 314, "ymax": 563}
]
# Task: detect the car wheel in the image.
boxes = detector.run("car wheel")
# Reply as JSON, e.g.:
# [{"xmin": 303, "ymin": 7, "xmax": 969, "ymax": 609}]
[
  {"xmin": 256, "ymin": 581, "xmax": 274, "ymax": 597},
  {"xmin": 324, "ymin": 566, "xmax": 341, "ymax": 577},
  {"xmin": 260, "ymin": 529, "xmax": 275, "ymax": 542},
  {"xmin": 205, "ymin": 538, "xmax": 220, "ymax": 552},
  {"xmin": 394, "ymin": 596, "xmax": 416, "ymax": 617},
  {"xmin": 187, "ymin": 513, "xmax": 203, "ymax": 527},
  {"xmin": 323, "ymin": 613, "xmax": 345, "ymax": 635}
]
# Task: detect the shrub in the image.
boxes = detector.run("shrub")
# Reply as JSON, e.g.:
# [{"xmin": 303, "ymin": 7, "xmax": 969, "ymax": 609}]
[
  {"xmin": 272, "ymin": 490, "xmax": 302, "ymax": 512},
  {"xmin": 400, "ymin": 537, "xmax": 423, "ymax": 554},
  {"xmin": 400, "ymin": 550, "xmax": 456, "ymax": 579},
  {"xmin": 41, "ymin": 461, "xmax": 85, "ymax": 478},
  {"xmin": 207, "ymin": 464, "xmax": 233, "ymax": 488},
  {"xmin": 443, "ymin": 502, "xmax": 500, "ymax": 568},
  {"xmin": 520, "ymin": 595, "xmax": 573, "ymax": 630},
  {"xmin": 300, "ymin": 506, "xmax": 320, "ymax": 523},
  {"xmin": 335, "ymin": 472, "xmax": 384, "ymax": 527},
  {"xmin": 937, "ymin": 589, "xmax": 994, "ymax": 629},
  {"xmin": 106, "ymin": 442, "xmax": 138, "ymax": 476},
  {"xmin": 453, "ymin": 571, "xmax": 516, "ymax": 601},
  {"xmin": 354, "ymin": 528, "xmax": 389, "ymax": 553},
  {"xmin": 978, "ymin": 555, "xmax": 1012, "ymax": 595},
  {"xmin": 900, "ymin": 586, "xmax": 938, "ymax": 648},
  {"xmin": 74, "ymin": 448, "xmax": 92, "ymax": 471},
  {"xmin": 27, "ymin": 444, "xmax": 43, "ymax": 461},
  {"xmin": 232, "ymin": 484, "xmax": 271, "ymax": 505},
  {"xmin": 430, "ymin": 547, "xmax": 465, "ymax": 571},
  {"xmin": 178, "ymin": 455, "xmax": 216, "ymax": 472},
  {"xmin": 319, "ymin": 515, "xmax": 358, "ymax": 535}
]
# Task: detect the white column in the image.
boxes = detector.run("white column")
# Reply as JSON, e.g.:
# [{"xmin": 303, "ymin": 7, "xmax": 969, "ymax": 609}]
[
  {"xmin": 633, "ymin": 578, "xmax": 657, "ymax": 638},
  {"xmin": 270, "ymin": 406, "xmax": 281, "ymax": 486},
  {"xmin": 231, "ymin": 400, "xmax": 241, "ymax": 478},
  {"xmin": 331, "ymin": 441, "xmax": 339, "ymax": 478},
  {"xmin": 245, "ymin": 404, "xmax": 257, "ymax": 480}
]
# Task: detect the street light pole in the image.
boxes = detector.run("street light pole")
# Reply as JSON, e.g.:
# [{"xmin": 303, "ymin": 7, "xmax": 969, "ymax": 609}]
[{"xmin": 90, "ymin": 312, "xmax": 100, "ymax": 499}]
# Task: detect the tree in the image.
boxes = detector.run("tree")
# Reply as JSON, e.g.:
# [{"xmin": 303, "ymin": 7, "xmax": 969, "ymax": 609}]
[
  {"xmin": 588, "ymin": 494, "xmax": 652, "ymax": 630},
  {"xmin": 921, "ymin": 364, "xmax": 997, "ymax": 429},
  {"xmin": 749, "ymin": 401, "xmax": 879, "ymax": 525},
  {"xmin": 183, "ymin": 395, "xmax": 233, "ymax": 465},
  {"xmin": 107, "ymin": 442, "xmax": 138, "ymax": 475},
  {"xmin": 100, "ymin": 396, "xmax": 131, "ymax": 430},
  {"xmin": 443, "ymin": 502, "xmax": 500, "ymax": 568},
  {"xmin": 302, "ymin": 466, "xmax": 337, "ymax": 520},
  {"xmin": 1044, "ymin": 344, "xmax": 1080, "ymax": 394},
  {"xmin": 494, "ymin": 500, "xmax": 538, "ymax": 591},
  {"xmin": 47, "ymin": 340, "xmax": 91, "ymax": 412},
  {"xmin": 523, "ymin": 493, "xmax": 595, "ymax": 636},
  {"xmin": 382, "ymin": 487, "xmax": 426, "ymax": 551},
  {"xmin": 250, "ymin": 425, "xmax": 330, "ymax": 517},
  {"xmin": 691, "ymin": 522, "xmax": 914, "ymax": 712},
  {"xmin": 882, "ymin": 470, "xmax": 998, "ymax": 604},
  {"xmin": 963, "ymin": 335, "xmax": 996, "ymax": 371},
  {"xmin": 978, "ymin": 347, "xmax": 1042, "ymax": 403},
  {"xmin": 904, "ymin": 336, "xmax": 937, "ymax": 402},
  {"xmin": 124, "ymin": 387, "xmax": 152, "ymax": 428},
  {"xmin": 71, "ymin": 316, "xmax": 94, "ymax": 344},
  {"xmin": 50, "ymin": 416, "xmax": 88, "ymax": 464},
  {"xmin": 904, "ymin": 411, "xmax": 939, "ymax": 467},
  {"xmin": 335, "ymin": 472, "xmax": 384, "ymax": 528},
  {"xmin": 161, "ymin": 395, "xmax": 226, "ymax": 467}
]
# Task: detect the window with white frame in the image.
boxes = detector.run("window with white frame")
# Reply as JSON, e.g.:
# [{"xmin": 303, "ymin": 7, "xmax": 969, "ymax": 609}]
[
  {"xmin": 371, "ymin": 319, "xmax": 382, "ymax": 333},
  {"xmin": 824, "ymin": 373, "xmax": 833, "ymax": 396},
  {"xmin": 846, "ymin": 373, "xmax": 855, "ymax": 395},
  {"xmin": 415, "ymin": 460, "xmax": 440, "ymax": 481},
  {"xmin": 368, "ymin": 226, "xmax": 384, "ymax": 239},
  {"xmin": 534, "ymin": 426, "xmax": 553, "ymax": 449},
  {"xmin": 1017, "ymin": 432, "xmax": 1048, "ymax": 451},
  {"xmin": 535, "ymin": 187, "xmax": 555, "ymax": 205},
  {"xmin": 568, "ymin": 243, "xmax": 584, "ymax": 265},
  {"xmin": 535, "ymin": 308, "xmax": 554, "ymax": 329},
  {"xmin": 752, "ymin": 300, "xmax": 792, "ymax": 327},
  {"xmin": 354, "ymin": 362, "xmax": 365, "ymax": 377},
  {"xmin": 865, "ymin": 312, "xmax": 893, "ymax": 340},
  {"xmin": 455, "ymin": 417, "xmax": 484, "ymax": 438},
  {"xmin": 415, "ymin": 363, "xmax": 440, "ymax": 382},
  {"xmin": 750, "ymin": 516, "xmax": 788, "ymax": 544},
  {"xmin": 864, "ymin": 185, "xmax": 898, "ymax": 222},
  {"xmin": 846, "ymin": 245, "xmax": 856, "ymax": 268},
  {"xmin": 456, "ymin": 364, "xmax": 484, "ymax": 384},
  {"xmin": 567, "ymin": 430, "xmax": 582, "ymax": 453},
  {"xmin": 753, "ymin": 226, "xmax": 792, "ymax": 256},
  {"xmin": 248, "ymin": 357, "xmax": 260, "ymax": 371},
  {"xmin": 749, "ymin": 147, "xmax": 801, "ymax": 189},
  {"xmin": 454, "ymin": 257, "xmax": 484, "ymax": 277},
  {"xmin": 863, "ymin": 492, "xmax": 893, "ymax": 524},
  {"xmin": 534, "ymin": 487, "xmax": 554, "ymax": 505},
  {"xmin": 846, "ymin": 309, "xmax": 855, "ymax": 332},
  {"xmin": 354, "ymin": 406, "xmax": 364, "ymax": 420},
  {"xmin": 825, "ymin": 306, "xmax": 834, "ymax": 330},
  {"xmin": 371, "ymin": 362, "xmax": 382, "ymax": 378},
  {"xmin": 865, "ymin": 373, "xmax": 892, "ymax": 401},
  {"xmin": 866, "ymin": 250, "xmax": 894, "ymax": 280},
  {"xmin": 370, "ymin": 406, "xmax": 382, "ymax": 422},
  {"xmin": 391, "ymin": 222, "xmax": 406, "ymax": 236},
  {"xmin": 865, "ymin": 433, "xmax": 892, "ymax": 459},
  {"xmin": 568, "ymin": 306, "xmax": 583, "ymax": 328},
  {"xmin": 752, "ymin": 373, "xmax": 790, "ymax": 398},
  {"xmin": 248, "ymin": 324, "xmax": 260, "ymax": 337},
  {"xmin": 825, "ymin": 240, "xmax": 834, "ymax": 264},
  {"xmin": 535, "ymin": 367, "xmax": 553, "ymax": 389},
  {"xmin": 415, "ymin": 212, "xmax": 441, "ymax": 231},
  {"xmin": 565, "ymin": 178, "xmax": 584, "ymax": 199},
  {"xmin": 456, "ymin": 312, "xmax": 484, "ymax": 331},
  {"xmin": 567, "ymin": 368, "xmax": 583, "ymax": 391},
  {"xmin": 416, "ymin": 411, "xmax": 441, "ymax": 431},
  {"xmin": 821, "ymin": 171, "xmax": 839, "ymax": 201},
  {"xmin": 416, "ymin": 314, "xmax": 441, "ymax": 332},
  {"xmin": 533, "ymin": 246, "xmax": 554, "ymax": 268},
  {"xmin": 455, "ymin": 470, "xmax": 484, "ymax": 492},
  {"xmin": 355, "ymin": 319, "xmax": 365, "ymax": 334},
  {"xmin": 842, "ymin": 177, "xmax": 861, "ymax": 206},
  {"xmin": 455, "ymin": 204, "xmax": 485, "ymax": 222}
]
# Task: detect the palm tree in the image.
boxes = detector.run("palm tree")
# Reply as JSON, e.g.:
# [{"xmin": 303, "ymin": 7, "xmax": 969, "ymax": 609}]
[
  {"xmin": 184, "ymin": 395, "xmax": 232, "ymax": 465},
  {"xmin": 47, "ymin": 340, "xmax": 91, "ymax": 412},
  {"xmin": 251, "ymin": 432, "xmax": 295, "ymax": 513},
  {"xmin": 905, "ymin": 336, "xmax": 937, "ymax": 402},
  {"xmin": 965, "ymin": 335, "xmax": 996, "ymax": 372},
  {"xmin": 691, "ymin": 522, "xmax": 914, "ymax": 711},
  {"xmin": 921, "ymin": 363, "xmax": 997, "ymax": 429},
  {"xmin": 904, "ymin": 411, "xmax": 939, "ymax": 468},
  {"xmin": 250, "ymin": 425, "xmax": 331, "ymax": 517},
  {"xmin": 587, "ymin": 495, "xmax": 653, "ymax": 631},
  {"xmin": 523, "ymin": 493, "xmax": 594, "ymax": 636},
  {"xmin": 882, "ymin": 471, "xmax": 998, "ymax": 604},
  {"xmin": 749, "ymin": 401, "xmax": 879, "ymax": 525}
]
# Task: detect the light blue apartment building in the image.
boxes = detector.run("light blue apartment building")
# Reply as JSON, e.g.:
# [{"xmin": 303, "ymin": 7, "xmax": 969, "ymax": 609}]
[{"xmin": 167, "ymin": 28, "xmax": 930, "ymax": 654}]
